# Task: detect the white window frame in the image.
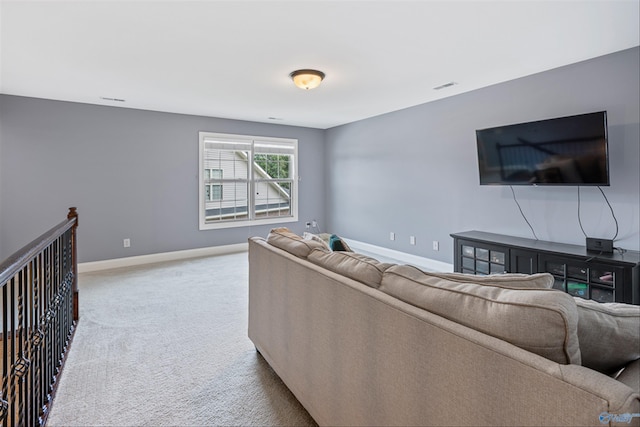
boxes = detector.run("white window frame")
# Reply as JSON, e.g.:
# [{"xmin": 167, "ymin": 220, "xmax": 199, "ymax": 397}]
[{"xmin": 199, "ymin": 132, "xmax": 298, "ymax": 230}]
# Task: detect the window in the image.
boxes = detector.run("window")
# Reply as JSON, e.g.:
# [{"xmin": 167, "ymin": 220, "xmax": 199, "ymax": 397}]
[
  {"xmin": 204, "ymin": 169, "xmax": 223, "ymax": 201},
  {"xmin": 199, "ymin": 132, "xmax": 298, "ymax": 230}
]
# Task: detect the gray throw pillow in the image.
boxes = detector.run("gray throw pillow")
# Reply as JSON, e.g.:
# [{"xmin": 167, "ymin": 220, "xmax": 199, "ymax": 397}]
[{"xmin": 302, "ymin": 232, "xmax": 331, "ymax": 250}]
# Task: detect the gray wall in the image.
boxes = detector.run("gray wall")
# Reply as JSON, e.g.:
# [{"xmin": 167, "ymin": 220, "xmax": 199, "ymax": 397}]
[
  {"xmin": 2, "ymin": 48, "xmax": 638, "ymax": 266},
  {"xmin": 0, "ymin": 96, "xmax": 326, "ymax": 262},
  {"xmin": 325, "ymin": 47, "xmax": 640, "ymax": 263}
]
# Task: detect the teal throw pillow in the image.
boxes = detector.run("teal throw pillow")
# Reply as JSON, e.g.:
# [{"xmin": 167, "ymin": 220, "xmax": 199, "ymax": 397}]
[{"xmin": 329, "ymin": 234, "xmax": 352, "ymax": 252}]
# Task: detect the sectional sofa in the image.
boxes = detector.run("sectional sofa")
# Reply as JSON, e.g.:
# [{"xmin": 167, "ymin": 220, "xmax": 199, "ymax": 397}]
[{"xmin": 247, "ymin": 228, "xmax": 640, "ymax": 426}]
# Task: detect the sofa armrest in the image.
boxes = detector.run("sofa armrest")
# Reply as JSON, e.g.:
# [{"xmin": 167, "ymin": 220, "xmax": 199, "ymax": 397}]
[{"xmin": 558, "ymin": 364, "xmax": 640, "ymax": 420}]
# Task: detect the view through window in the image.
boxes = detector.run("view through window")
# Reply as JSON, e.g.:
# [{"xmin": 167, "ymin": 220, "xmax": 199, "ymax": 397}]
[{"xmin": 199, "ymin": 132, "xmax": 298, "ymax": 229}]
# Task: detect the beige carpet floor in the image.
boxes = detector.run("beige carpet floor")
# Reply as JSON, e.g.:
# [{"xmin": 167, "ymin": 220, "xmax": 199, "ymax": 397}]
[{"xmin": 46, "ymin": 251, "xmax": 316, "ymax": 426}]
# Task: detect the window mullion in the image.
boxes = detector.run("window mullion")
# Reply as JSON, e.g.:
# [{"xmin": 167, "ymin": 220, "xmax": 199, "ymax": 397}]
[{"xmin": 248, "ymin": 142, "xmax": 255, "ymax": 221}]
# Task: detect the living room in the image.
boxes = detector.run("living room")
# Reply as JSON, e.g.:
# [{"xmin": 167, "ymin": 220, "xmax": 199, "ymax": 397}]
[{"xmin": 1, "ymin": 1, "xmax": 639, "ymax": 426}]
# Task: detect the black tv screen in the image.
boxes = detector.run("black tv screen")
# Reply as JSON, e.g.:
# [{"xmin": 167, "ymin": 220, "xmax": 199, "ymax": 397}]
[{"xmin": 476, "ymin": 111, "xmax": 609, "ymax": 186}]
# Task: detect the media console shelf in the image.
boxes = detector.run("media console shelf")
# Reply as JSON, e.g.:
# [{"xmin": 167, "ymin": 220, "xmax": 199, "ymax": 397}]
[{"xmin": 450, "ymin": 231, "xmax": 640, "ymax": 305}]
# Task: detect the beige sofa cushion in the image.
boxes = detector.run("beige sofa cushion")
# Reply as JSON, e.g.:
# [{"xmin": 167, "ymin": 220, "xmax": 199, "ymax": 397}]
[
  {"xmin": 307, "ymin": 248, "xmax": 393, "ymax": 288},
  {"xmin": 574, "ymin": 297, "xmax": 640, "ymax": 374},
  {"xmin": 380, "ymin": 265, "xmax": 581, "ymax": 365},
  {"xmin": 616, "ymin": 359, "xmax": 640, "ymax": 394},
  {"xmin": 266, "ymin": 227, "xmax": 327, "ymax": 258},
  {"xmin": 421, "ymin": 271, "xmax": 554, "ymax": 289}
]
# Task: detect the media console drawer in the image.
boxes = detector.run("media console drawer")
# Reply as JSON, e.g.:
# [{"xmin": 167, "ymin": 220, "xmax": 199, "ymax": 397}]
[{"xmin": 451, "ymin": 231, "xmax": 640, "ymax": 305}]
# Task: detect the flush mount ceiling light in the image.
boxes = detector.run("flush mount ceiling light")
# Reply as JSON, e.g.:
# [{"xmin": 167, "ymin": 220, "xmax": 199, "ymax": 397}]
[{"xmin": 289, "ymin": 69, "xmax": 325, "ymax": 90}]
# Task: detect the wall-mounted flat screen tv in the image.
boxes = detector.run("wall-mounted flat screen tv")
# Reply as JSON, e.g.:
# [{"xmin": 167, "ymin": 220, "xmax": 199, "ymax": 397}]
[{"xmin": 476, "ymin": 111, "xmax": 609, "ymax": 186}]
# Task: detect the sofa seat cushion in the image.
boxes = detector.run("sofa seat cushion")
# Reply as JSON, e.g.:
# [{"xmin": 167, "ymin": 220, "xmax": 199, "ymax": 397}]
[
  {"xmin": 421, "ymin": 271, "xmax": 554, "ymax": 289},
  {"xmin": 380, "ymin": 265, "xmax": 581, "ymax": 365},
  {"xmin": 307, "ymin": 248, "xmax": 393, "ymax": 288},
  {"xmin": 574, "ymin": 297, "xmax": 640, "ymax": 374},
  {"xmin": 616, "ymin": 359, "xmax": 640, "ymax": 394},
  {"xmin": 266, "ymin": 227, "xmax": 327, "ymax": 258}
]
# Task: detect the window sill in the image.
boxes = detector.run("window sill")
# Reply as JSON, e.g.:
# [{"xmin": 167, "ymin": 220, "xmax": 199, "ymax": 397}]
[{"xmin": 199, "ymin": 215, "xmax": 298, "ymax": 230}]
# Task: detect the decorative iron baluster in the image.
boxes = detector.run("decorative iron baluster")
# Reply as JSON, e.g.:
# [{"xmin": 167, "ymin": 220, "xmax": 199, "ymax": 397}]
[
  {"xmin": 0, "ymin": 208, "xmax": 78, "ymax": 426},
  {"xmin": 0, "ymin": 395, "xmax": 8, "ymax": 423},
  {"xmin": 16, "ymin": 265, "xmax": 29, "ymax": 426},
  {"xmin": 1, "ymin": 284, "xmax": 9, "ymax": 425},
  {"xmin": 9, "ymin": 276, "xmax": 18, "ymax": 427}
]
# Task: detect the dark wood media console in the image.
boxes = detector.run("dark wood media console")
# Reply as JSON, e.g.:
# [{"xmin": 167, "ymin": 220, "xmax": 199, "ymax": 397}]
[{"xmin": 450, "ymin": 230, "xmax": 640, "ymax": 305}]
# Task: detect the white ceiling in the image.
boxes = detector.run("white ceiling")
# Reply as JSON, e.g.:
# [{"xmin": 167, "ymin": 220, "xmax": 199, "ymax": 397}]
[{"xmin": 1, "ymin": 1, "xmax": 638, "ymax": 129}]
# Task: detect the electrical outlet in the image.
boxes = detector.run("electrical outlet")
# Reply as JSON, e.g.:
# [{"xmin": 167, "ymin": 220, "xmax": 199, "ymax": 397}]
[
  {"xmin": 123, "ymin": 238, "xmax": 131, "ymax": 248},
  {"xmin": 311, "ymin": 220, "xmax": 317, "ymax": 228},
  {"xmin": 390, "ymin": 232, "xmax": 395, "ymax": 241},
  {"xmin": 305, "ymin": 222, "xmax": 311, "ymax": 229},
  {"xmin": 433, "ymin": 240, "xmax": 439, "ymax": 251},
  {"xmin": 410, "ymin": 236, "xmax": 416, "ymax": 245}
]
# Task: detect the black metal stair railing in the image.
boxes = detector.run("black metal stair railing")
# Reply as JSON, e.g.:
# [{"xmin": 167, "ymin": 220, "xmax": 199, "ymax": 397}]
[{"xmin": 0, "ymin": 208, "xmax": 79, "ymax": 427}]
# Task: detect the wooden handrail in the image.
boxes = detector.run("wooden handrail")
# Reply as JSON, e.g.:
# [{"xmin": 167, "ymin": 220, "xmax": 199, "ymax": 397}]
[{"xmin": 0, "ymin": 208, "xmax": 78, "ymax": 286}]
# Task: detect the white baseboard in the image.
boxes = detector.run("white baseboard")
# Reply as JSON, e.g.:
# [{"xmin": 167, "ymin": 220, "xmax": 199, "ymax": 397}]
[
  {"xmin": 344, "ymin": 238, "xmax": 453, "ymax": 272},
  {"xmin": 78, "ymin": 239, "xmax": 451, "ymax": 274},
  {"xmin": 78, "ymin": 243, "xmax": 248, "ymax": 273}
]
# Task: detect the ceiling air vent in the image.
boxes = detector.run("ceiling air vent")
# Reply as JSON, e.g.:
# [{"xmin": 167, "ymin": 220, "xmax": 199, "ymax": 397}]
[
  {"xmin": 433, "ymin": 82, "xmax": 457, "ymax": 90},
  {"xmin": 100, "ymin": 97, "xmax": 126, "ymax": 102}
]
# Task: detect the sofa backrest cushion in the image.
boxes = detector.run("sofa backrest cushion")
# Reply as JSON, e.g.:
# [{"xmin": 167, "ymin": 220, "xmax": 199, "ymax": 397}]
[
  {"xmin": 380, "ymin": 265, "xmax": 581, "ymax": 365},
  {"xmin": 307, "ymin": 248, "xmax": 393, "ymax": 288},
  {"xmin": 574, "ymin": 297, "xmax": 640, "ymax": 374},
  {"xmin": 266, "ymin": 227, "xmax": 327, "ymax": 258},
  {"xmin": 420, "ymin": 271, "xmax": 554, "ymax": 289}
]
